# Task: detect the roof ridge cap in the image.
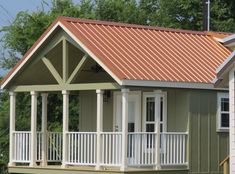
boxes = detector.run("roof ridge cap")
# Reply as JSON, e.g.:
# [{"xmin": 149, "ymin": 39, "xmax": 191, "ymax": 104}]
[{"xmin": 58, "ymin": 16, "xmax": 206, "ymax": 36}]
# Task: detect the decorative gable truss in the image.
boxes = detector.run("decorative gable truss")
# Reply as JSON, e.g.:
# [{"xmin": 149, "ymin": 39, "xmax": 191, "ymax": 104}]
[{"xmin": 10, "ymin": 30, "xmax": 119, "ymax": 92}]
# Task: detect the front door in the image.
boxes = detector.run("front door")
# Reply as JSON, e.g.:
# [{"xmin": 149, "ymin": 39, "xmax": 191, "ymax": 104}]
[
  {"xmin": 143, "ymin": 92, "xmax": 166, "ymax": 133},
  {"xmin": 114, "ymin": 92, "xmax": 141, "ymax": 132}
]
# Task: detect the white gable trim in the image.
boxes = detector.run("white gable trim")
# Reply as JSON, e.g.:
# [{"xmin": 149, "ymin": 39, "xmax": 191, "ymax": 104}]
[
  {"xmin": 216, "ymin": 51, "xmax": 235, "ymax": 74},
  {"xmin": 1, "ymin": 22, "xmax": 60, "ymax": 89},
  {"xmin": 1, "ymin": 21, "xmax": 122, "ymax": 89},
  {"xmin": 217, "ymin": 34, "xmax": 235, "ymax": 43}
]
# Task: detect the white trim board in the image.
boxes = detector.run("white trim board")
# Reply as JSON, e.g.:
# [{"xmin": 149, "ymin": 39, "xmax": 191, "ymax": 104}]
[{"xmin": 121, "ymin": 80, "xmax": 228, "ymax": 90}]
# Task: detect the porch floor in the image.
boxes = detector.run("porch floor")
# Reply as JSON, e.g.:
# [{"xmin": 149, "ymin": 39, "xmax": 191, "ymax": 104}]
[{"xmin": 8, "ymin": 165, "xmax": 189, "ymax": 174}]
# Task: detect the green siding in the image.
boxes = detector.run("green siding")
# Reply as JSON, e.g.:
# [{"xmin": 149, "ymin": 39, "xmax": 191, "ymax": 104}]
[
  {"xmin": 188, "ymin": 90, "xmax": 229, "ymax": 174},
  {"xmin": 166, "ymin": 89, "xmax": 189, "ymax": 132}
]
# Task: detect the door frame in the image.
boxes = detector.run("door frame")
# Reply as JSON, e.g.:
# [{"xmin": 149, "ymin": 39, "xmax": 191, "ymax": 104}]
[
  {"xmin": 113, "ymin": 91, "xmax": 141, "ymax": 132},
  {"xmin": 142, "ymin": 91, "xmax": 167, "ymax": 133}
]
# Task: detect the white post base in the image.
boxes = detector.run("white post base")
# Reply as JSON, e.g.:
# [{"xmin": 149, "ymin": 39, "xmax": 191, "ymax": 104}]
[{"xmin": 8, "ymin": 162, "xmax": 15, "ymax": 167}]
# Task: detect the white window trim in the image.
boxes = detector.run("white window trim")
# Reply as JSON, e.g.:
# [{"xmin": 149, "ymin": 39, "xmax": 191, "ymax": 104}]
[
  {"xmin": 217, "ymin": 92, "xmax": 229, "ymax": 132},
  {"xmin": 142, "ymin": 90, "xmax": 167, "ymax": 133}
]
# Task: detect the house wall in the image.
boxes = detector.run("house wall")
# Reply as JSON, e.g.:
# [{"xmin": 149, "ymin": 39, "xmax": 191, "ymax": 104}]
[
  {"xmin": 79, "ymin": 89, "xmax": 229, "ymax": 174},
  {"xmin": 188, "ymin": 90, "xmax": 229, "ymax": 174},
  {"xmin": 79, "ymin": 89, "xmax": 189, "ymax": 133},
  {"xmin": 79, "ymin": 90, "xmax": 114, "ymax": 132}
]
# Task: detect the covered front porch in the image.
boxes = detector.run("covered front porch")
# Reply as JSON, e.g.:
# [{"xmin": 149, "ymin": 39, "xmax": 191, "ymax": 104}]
[{"xmin": 9, "ymin": 87, "xmax": 188, "ymax": 171}]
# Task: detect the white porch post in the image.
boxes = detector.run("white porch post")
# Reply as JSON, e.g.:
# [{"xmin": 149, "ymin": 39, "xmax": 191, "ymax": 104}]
[
  {"xmin": 155, "ymin": 94, "xmax": 161, "ymax": 170},
  {"xmin": 30, "ymin": 91, "xmax": 38, "ymax": 167},
  {"xmin": 41, "ymin": 93, "xmax": 48, "ymax": 166},
  {"xmin": 62, "ymin": 90, "xmax": 69, "ymax": 168},
  {"xmin": 120, "ymin": 88, "xmax": 129, "ymax": 171},
  {"xmin": 229, "ymin": 70, "xmax": 235, "ymax": 174},
  {"xmin": 95, "ymin": 89, "xmax": 104, "ymax": 170},
  {"xmin": 8, "ymin": 92, "xmax": 16, "ymax": 166}
]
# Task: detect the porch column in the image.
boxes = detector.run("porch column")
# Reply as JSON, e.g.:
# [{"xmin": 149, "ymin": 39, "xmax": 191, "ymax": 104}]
[
  {"xmin": 41, "ymin": 93, "xmax": 48, "ymax": 166},
  {"xmin": 95, "ymin": 89, "xmax": 104, "ymax": 170},
  {"xmin": 155, "ymin": 94, "xmax": 161, "ymax": 170},
  {"xmin": 62, "ymin": 90, "xmax": 69, "ymax": 168},
  {"xmin": 229, "ymin": 70, "xmax": 235, "ymax": 174},
  {"xmin": 30, "ymin": 91, "xmax": 38, "ymax": 167},
  {"xmin": 120, "ymin": 88, "xmax": 129, "ymax": 171},
  {"xmin": 8, "ymin": 92, "xmax": 16, "ymax": 166}
]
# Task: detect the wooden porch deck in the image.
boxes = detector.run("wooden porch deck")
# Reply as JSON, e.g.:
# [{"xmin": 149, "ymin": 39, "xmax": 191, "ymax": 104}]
[{"xmin": 8, "ymin": 165, "xmax": 189, "ymax": 174}]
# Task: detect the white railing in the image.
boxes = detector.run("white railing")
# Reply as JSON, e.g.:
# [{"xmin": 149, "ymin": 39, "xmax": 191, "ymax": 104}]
[
  {"xmin": 13, "ymin": 131, "xmax": 31, "ymax": 163},
  {"xmin": 160, "ymin": 132, "xmax": 188, "ymax": 166},
  {"xmin": 128, "ymin": 132, "xmax": 156, "ymax": 166},
  {"xmin": 67, "ymin": 132, "xmax": 97, "ymax": 165},
  {"xmin": 47, "ymin": 132, "xmax": 62, "ymax": 162},
  {"xmin": 100, "ymin": 132, "xmax": 122, "ymax": 166},
  {"xmin": 13, "ymin": 131, "xmax": 187, "ymax": 167}
]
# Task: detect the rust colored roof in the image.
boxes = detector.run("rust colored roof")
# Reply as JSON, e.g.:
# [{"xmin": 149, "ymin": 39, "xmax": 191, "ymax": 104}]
[
  {"xmin": 60, "ymin": 17, "xmax": 231, "ymax": 83},
  {"xmin": 206, "ymin": 31, "xmax": 232, "ymax": 39},
  {"xmin": 1, "ymin": 16, "xmax": 232, "ymax": 87}
]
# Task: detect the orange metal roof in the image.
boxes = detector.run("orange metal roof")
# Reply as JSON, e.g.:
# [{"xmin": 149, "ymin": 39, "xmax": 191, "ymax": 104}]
[
  {"xmin": 60, "ymin": 17, "xmax": 231, "ymax": 83},
  {"xmin": 1, "ymin": 17, "xmax": 232, "ymax": 87}
]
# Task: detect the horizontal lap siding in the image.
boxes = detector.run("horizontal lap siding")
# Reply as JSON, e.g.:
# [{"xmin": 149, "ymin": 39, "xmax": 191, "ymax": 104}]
[{"xmin": 189, "ymin": 91, "xmax": 229, "ymax": 174}]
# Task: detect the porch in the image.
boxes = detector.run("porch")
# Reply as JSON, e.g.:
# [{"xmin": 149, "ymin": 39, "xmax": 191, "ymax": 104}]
[{"xmin": 9, "ymin": 88, "xmax": 188, "ymax": 171}]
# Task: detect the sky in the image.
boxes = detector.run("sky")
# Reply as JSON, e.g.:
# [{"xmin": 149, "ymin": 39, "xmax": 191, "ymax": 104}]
[{"xmin": 0, "ymin": 0, "xmax": 80, "ymax": 76}]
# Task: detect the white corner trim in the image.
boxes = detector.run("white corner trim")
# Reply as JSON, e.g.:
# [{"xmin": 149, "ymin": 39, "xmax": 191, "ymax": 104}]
[
  {"xmin": 1, "ymin": 21, "xmax": 122, "ymax": 89},
  {"xmin": 121, "ymin": 79, "xmax": 228, "ymax": 90}
]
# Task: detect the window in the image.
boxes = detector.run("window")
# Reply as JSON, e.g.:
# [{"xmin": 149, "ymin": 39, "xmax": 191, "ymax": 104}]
[{"xmin": 217, "ymin": 93, "xmax": 229, "ymax": 131}]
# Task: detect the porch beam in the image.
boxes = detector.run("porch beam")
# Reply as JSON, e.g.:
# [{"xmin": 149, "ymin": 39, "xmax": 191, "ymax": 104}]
[
  {"xmin": 42, "ymin": 57, "xmax": 63, "ymax": 84},
  {"xmin": 41, "ymin": 93, "xmax": 48, "ymax": 166},
  {"xmin": 8, "ymin": 92, "xmax": 16, "ymax": 166},
  {"xmin": 11, "ymin": 83, "xmax": 120, "ymax": 92},
  {"xmin": 120, "ymin": 88, "xmax": 129, "ymax": 171},
  {"xmin": 62, "ymin": 90, "xmax": 69, "ymax": 168},
  {"xmin": 30, "ymin": 91, "xmax": 38, "ymax": 167},
  {"xmin": 66, "ymin": 54, "xmax": 88, "ymax": 84},
  {"xmin": 63, "ymin": 39, "xmax": 69, "ymax": 83},
  {"xmin": 95, "ymin": 90, "xmax": 104, "ymax": 170}
]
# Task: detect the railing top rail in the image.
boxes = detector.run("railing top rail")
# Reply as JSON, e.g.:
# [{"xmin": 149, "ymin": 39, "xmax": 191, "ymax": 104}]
[
  {"xmin": 127, "ymin": 132, "xmax": 188, "ymax": 135},
  {"xmin": 101, "ymin": 132, "xmax": 122, "ymax": 135},
  {"xmin": 13, "ymin": 131, "xmax": 31, "ymax": 134},
  {"xmin": 161, "ymin": 132, "xmax": 188, "ymax": 135}
]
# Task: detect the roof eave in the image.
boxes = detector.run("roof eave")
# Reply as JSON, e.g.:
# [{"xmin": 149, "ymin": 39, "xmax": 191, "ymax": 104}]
[{"xmin": 122, "ymin": 79, "xmax": 227, "ymax": 90}]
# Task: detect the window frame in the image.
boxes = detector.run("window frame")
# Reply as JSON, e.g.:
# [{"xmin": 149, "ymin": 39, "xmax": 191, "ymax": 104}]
[{"xmin": 217, "ymin": 92, "xmax": 229, "ymax": 132}]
